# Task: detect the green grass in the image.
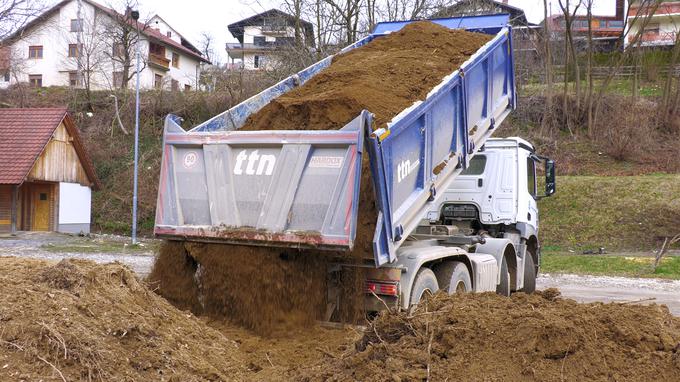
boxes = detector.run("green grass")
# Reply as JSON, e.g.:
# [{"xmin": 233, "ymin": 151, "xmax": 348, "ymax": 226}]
[
  {"xmin": 541, "ymin": 253, "xmax": 680, "ymax": 280},
  {"xmin": 538, "ymin": 175, "xmax": 680, "ymax": 251},
  {"xmin": 521, "ymin": 78, "xmax": 663, "ymax": 97}
]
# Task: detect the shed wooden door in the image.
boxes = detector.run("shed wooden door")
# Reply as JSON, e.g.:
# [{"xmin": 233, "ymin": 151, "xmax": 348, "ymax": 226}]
[{"xmin": 32, "ymin": 185, "xmax": 51, "ymax": 231}]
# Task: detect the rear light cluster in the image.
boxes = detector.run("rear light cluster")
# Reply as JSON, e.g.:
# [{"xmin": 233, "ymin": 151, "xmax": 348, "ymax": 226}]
[{"xmin": 365, "ymin": 281, "xmax": 399, "ymax": 296}]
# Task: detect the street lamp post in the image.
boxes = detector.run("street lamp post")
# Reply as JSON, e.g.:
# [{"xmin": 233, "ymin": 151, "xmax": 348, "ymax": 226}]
[{"xmin": 131, "ymin": 9, "xmax": 141, "ymax": 245}]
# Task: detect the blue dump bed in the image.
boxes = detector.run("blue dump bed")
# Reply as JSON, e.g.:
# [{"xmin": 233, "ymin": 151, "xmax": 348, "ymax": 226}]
[{"xmin": 155, "ymin": 14, "xmax": 516, "ymax": 267}]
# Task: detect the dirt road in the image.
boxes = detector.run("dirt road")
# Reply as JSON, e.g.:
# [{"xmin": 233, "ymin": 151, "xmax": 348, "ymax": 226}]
[
  {"xmin": 538, "ymin": 273, "xmax": 680, "ymax": 315},
  {"xmin": 0, "ymin": 232, "xmax": 155, "ymax": 277}
]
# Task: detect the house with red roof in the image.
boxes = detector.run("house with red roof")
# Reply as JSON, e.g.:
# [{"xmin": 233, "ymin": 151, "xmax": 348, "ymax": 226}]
[
  {"xmin": 0, "ymin": 0, "xmax": 209, "ymax": 91},
  {"xmin": 0, "ymin": 108, "xmax": 100, "ymax": 233}
]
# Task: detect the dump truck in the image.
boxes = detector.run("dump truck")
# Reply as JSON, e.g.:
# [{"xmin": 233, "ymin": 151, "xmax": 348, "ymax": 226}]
[{"xmin": 154, "ymin": 14, "xmax": 556, "ymax": 314}]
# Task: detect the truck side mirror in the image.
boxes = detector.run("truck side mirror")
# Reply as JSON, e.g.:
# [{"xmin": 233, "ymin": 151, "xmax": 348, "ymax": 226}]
[{"xmin": 544, "ymin": 159, "xmax": 556, "ymax": 197}]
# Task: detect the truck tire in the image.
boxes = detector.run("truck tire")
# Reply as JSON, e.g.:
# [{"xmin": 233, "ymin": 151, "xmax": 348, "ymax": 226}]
[
  {"xmin": 496, "ymin": 256, "xmax": 511, "ymax": 297},
  {"xmin": 522, "ymin": 252, "xmax": 536, "ymax": 294},
  {"xmin": 435, "ymin": 261, "xmax": 471, "ymax": 294},
  {"xmin": 409, "ymin": 268, "xmax": 439, "ymax": 307}
]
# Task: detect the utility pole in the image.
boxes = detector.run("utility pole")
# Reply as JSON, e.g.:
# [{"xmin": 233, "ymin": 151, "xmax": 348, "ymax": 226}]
[{"xmin": 131, "ymin": 9, "xmax": 141, "ymax": 244}]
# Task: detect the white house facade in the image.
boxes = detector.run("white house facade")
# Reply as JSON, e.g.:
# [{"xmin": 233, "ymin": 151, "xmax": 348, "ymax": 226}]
[
  {"xmin": 0, "ymin": 0, "xmax": 208, "ymax": 90},
  {"xmin": 626, "ymin": 1, "xmax": 680, "ymax": 48},
  {"xmin": 226, "ymin": 9, "xmax": 314, "ymax": 70}
]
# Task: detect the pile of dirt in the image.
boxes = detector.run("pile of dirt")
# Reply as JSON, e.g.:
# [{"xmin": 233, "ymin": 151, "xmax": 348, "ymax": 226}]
[
  {"xmin": 242, "ymin": 21, "xmax": 491, "ymax": 132},
  {"xmin": 297, "ymin": 290, "xmax": 680, "ymax": 382},
  {"xmin": 150, "ymin": 22, "xmax": 492, "ymax": 333},
  {"xmin": 0, "ymin": 257, "xmax": 247, "ymax": 381}
]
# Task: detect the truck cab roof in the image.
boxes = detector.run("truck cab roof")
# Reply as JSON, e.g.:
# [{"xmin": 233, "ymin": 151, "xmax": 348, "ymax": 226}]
[{"xmin": 482, "ymin": 137, "xmax": 535, "ymax": 152}]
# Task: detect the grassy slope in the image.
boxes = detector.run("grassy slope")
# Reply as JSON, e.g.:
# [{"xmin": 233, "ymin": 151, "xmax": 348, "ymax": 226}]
[{"xmin": 538, "ymin": 174, "xmax": 680, "ymax": 251}]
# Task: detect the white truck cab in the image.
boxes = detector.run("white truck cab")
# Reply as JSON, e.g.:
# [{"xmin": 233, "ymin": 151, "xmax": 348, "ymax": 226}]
[{"xmin": 362, "ymin": 137, "xmax": 556, "ymax": 312}]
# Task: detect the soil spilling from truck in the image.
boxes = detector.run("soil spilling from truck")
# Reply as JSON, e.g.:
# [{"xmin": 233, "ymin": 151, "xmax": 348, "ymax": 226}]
[
  {"xmin": 296, "ymin": 290, "xmax": 680, "ymax": 382},
  {"xmin": 149, "ymin": 22, "xmax": 492, "ymax": 333},
  {"xmin": 0, "ymin": 257, "xmax": 248, "ymax": 381}
]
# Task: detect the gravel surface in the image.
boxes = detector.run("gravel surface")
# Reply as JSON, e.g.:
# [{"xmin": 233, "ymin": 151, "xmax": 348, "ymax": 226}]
[
  {"xmin": 0, "ymin": 232, "xmax": 155, "ymax": 278},
  {"xmin": 538, "ymin": 273, "xmax": 680, "ymax": 316}
]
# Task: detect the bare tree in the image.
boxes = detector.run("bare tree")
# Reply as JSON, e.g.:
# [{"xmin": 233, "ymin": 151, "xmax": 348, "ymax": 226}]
[
  {"xmin": 0, "ymin": 0, "xmax": 47, "ymax": 40},
  {"xmin": 591, "ymin": 0, "xmax": 662, "ymax": 126},
  {"xmin": 323, "ymin": 0, "xmax": 362, "ymax": 44},
  {"xmin": 198, "ymin": 31, "xmax": 216, "ymax": 65},
  {"xmin": 557, "ymin": 0, "xmax": 582, "ymax": 125},
  {"xmin": 541, "ymin": 0, "xmax": 553, "ymax": 133},
  {"xmin": 585, "ymin": 0, "xmax": 594, "ymax": 136},
  {"xmin": 101, "ymin": 0, "xmax": 148, "ymax": 89}
]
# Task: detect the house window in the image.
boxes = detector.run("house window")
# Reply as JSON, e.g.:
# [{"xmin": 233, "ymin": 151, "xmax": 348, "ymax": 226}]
[
  {"xmin": 171, "ymin": 52, "xmax": 179, "ymax": 68},
  {"xmin": 149, "ymin": 42, "xmax": 165, "ymax": 56},
  {"xmin": 70, "ymin": 19, "xmax": 83, "ymax": 32},
  {"xmin": 171, "ymin": 79, "xmax": 179, "ymax": 91},
  {"xmin": 154, "ymin": 73, "xmax": 163, "ymax": 89},
  {"xmin": 29, "ymin": 74, "xmax": 42, "ymax": 87},
  {"xmin": 254, "ymin": 55, "xmax": 260, "ymax": 68},
  {"xmin": 166, "ymin": 31, "xmax": 172, "ymax": 38},
  {"xmin": 28, "ymin": 46, "xmax": 43, "ymax": 59},
  {"xmin": 254, "ymin": 36, "xmax": 266, "ymax": 46},
  {"xmin": 608, "ymin": 20, "xmax": 624, "ymax": 28},
  {"xmin": 2, "ymin": 72, "xmax": 9, "ymax": 82},
  {"xmin": 69, "ymin": 72, "xmax": 82, "ymax": 87},
  {"xmin": 184, "ymin": 84, "xmax": 191, "ymax": 91},
  {"xmin": 113, "ymin": 71, "xmax": 123, "ymax": 88},
  {"xmin": 68, "ymin": 43, "xmax": 81, "ymax": 57},
  {"xmin": 113, "ymin": 43, "xmax": 125, "ymax": 57},
  {"xmin": 644, "ymin": 23, "xmax": 660, "ymax": 34}
]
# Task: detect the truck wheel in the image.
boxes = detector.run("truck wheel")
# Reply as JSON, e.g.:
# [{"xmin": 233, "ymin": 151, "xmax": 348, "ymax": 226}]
[
  {"xmin": 496, "ymin": 256, "xmax": 511, "ymax": 297},
  {"xmin": 522, "ymin": 252, "xmax": 536, "ymax": 294},
  {"xmin": 409, "ymin": 268, "xmax": 439, "ymax": 307},
  {"xmin": 435, "ymin": 261, "xmax": 471, "ymax": 294}
]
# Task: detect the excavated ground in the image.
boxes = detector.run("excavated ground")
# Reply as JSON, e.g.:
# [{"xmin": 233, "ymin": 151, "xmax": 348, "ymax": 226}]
[
  {"xmin": 149, "ymin": 21, "xmax": 493, "ymax": 333},
  {"xmin": 297, "ymin": 290, "xmax": 680, "ymax": 382},
  {"xmin": 2, "ymin": 257, "xmax": 679, "ymax": 381}
]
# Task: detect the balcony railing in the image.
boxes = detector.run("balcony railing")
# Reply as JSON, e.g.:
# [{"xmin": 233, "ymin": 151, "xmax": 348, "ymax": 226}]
[
  {"xmin": 262, "ymin": 24, "xmax": 288, "ymax": 34},
  {"xmin": 149, "ymin": 53, "xmax": 170, "ymax": 70}
]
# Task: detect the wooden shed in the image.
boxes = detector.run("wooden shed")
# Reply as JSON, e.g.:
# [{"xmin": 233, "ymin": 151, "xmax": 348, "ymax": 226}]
[{"xmin": 0, "ymin": 108, "xmax": 100, "ymax": 233}]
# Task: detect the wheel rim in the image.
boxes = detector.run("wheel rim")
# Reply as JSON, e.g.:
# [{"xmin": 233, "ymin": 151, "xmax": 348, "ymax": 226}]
[{"xmin": 454, "ymin": 280, "xmax": 466, "ymax": 294}]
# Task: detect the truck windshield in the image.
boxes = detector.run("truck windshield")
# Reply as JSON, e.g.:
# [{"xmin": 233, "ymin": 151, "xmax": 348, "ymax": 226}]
[{"xmin": 461, "ymin": 155, "xmax": 486, "ymax": 175}]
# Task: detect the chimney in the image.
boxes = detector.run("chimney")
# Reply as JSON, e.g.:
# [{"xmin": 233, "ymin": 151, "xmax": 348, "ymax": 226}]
[{"xmin": 615, "ymin": 0, "xmax": 624, "ymax": 20}]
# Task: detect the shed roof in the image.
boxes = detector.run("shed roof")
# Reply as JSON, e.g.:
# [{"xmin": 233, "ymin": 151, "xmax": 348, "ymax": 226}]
[{"xmin": 0, "ymin": 108, "xmax": 101, "ymax": 190}]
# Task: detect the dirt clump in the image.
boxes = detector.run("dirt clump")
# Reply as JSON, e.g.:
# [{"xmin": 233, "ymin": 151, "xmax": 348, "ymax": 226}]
[
  {"xmin": 297, "ymin": 290, "xmax": 680, "ymax": 382},
  {"xmin": 0, "ymin": 257, "xmax": 247, "ymax": 381}
]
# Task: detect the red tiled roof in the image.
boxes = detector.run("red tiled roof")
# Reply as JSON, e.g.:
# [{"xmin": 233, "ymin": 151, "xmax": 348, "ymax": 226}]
[
  {"xmin": 0, "ymin": 108, "xmax": 67, "ymax": 185},
  {"xmin": 0, "ymin": 108, "xmax": 101, "ymax": 190}
]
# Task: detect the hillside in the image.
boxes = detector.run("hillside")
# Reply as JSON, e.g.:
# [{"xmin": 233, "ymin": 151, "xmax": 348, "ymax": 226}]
[{"xmin": 2, "ymin": 85, "xmax": 679, "ymax": 254}]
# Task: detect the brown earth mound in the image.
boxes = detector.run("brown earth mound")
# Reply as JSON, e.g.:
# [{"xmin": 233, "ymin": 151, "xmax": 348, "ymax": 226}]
[
  {"xmin": 0, "ymin": 257, "xmax": 247, "ymax": 381},
  {"xmin": 297, "ymin": 290, "xmax": 680, "ymax": 382},
  {"xmin": 150, "ymin": 22, "xmax": 492, "ymax": 333}
]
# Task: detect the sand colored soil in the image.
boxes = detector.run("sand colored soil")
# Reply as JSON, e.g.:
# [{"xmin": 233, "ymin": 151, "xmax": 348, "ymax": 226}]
[
  {"xmin": 149, "ymin": 22, "xmax": 492, "ymax": 333},
  {"xmin": 241, "ymin": 21, "xmax": 491, "ymax": 132},
  {"xmin": 0, "ymin": 257, "xmax": 247, "ymax": 381},
  {"xmin": 297, "ymin": 290, "xmax": 680, "ymax": 382}
]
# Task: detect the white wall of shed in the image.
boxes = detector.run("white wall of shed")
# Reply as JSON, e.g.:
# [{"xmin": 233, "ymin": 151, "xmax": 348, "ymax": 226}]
[{"xmin": 58, "ymin": 182, "xmax": 91, "ymax": 224}]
